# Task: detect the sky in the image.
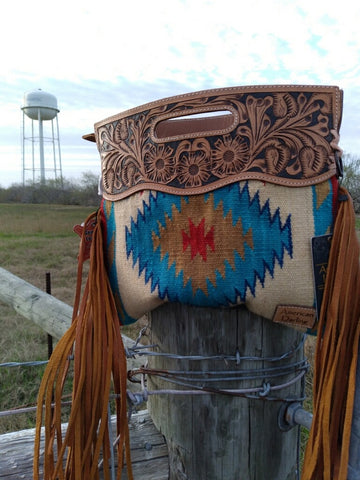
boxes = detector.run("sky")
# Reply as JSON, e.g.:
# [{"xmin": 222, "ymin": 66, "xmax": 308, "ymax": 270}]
[{"xmin": 0, "ymin": 0, "xmax": 359, "ymax": 187}]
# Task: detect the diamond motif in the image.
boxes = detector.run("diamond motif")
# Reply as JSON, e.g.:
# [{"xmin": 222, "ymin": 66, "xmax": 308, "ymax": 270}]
[
  {"xmin": 182, "ymin": 218, "xmax": 215, "ymax": 261},
  {"xmin": 125, "ymin": 182, "xmax": 293, "ymax": 307}
]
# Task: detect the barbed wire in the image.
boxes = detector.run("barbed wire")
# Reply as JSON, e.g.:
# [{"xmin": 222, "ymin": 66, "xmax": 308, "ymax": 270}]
[
  {"xmin": 0, "ymin": 326, "xmax": 308, "ymax": 480},
  {"xmin": 126, "ymin": 332, "xmax": 309, "ymax": 407},
  {"xmin": 0, "ymin": 360, "xmax": 48, "ymax": 368},
  {"xmin": 126, "ymin": 326, "xmax": 306, "ymax": 364},
  {"xmin": 0, "ymin": 400, "xmax": 72, "ymax": 418},
  {"xmin": 0, "ymin": 330, "xmax": 308, "ymax": 418}
]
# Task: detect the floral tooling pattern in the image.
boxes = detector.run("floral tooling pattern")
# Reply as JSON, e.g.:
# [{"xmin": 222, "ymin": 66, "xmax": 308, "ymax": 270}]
[{"xmin": 97, "ymin": 88, "xmax": 339, "ymax": 199}]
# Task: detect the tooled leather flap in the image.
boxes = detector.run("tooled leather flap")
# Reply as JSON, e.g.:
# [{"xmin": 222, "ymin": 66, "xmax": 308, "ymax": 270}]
[{"xmin": 93, "ymin": 85, "xmax": 343, "ymax": 201}]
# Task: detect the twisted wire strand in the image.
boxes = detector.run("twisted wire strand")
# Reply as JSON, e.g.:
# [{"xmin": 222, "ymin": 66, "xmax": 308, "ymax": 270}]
[
  {"xmin": 126, "ymin": 330, "xmax": 308, "ymax": 404},
  {"xmin": 127, "ymin": 333, "xmax": 306, "ymax": 363},
  {"xmin": 126, "ymin": 369, "xmax": 307, "ymax": 405},
  {"xmin": 0, "ymin": 360, "xmax": 48, "ymax": 368}
]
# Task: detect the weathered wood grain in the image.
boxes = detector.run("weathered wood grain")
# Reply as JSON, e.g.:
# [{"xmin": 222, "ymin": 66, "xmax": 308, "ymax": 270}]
[
  {"xmin": 0, "ymin": 267, "xmax": 144, "ymax": 369},
  {"xmin": 0, "ymin": 266, "xmax": 72, "ymax": 340},
  {"xmin": 0, "ymin": 410, "xmax": 168, "ymax": 480},
  {"xmin": 148, "ymin": 303, "xmax": 304, "ymax": 480}
]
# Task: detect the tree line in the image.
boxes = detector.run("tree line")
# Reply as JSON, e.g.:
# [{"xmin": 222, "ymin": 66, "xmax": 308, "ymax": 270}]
[
  {"xmin": 0, "ymin": 155, "xmax": 359, "ymax": 210},
  {"xmin": 0, "ymin": 171, "xmax": 101, "ymax": 206},
  {"xmin": 342, "ymin": 154, "xmax": 360, "ymax": 213}
]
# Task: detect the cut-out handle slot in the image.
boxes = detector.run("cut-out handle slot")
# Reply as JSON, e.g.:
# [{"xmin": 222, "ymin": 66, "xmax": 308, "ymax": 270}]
[{"xmin": 152, "ymin": 106, "xmax": 238, "ymax": 142}]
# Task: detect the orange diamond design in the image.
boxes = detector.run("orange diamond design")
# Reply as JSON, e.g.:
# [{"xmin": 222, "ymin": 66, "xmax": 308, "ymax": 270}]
[{"xmin": 152, "ymin": 195, "xmax": 253, "ymax": 294}]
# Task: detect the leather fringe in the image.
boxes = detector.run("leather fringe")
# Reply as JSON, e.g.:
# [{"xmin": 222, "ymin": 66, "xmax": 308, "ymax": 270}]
[
  {"xmin": 302, "ymin": 187, "xmax": 360, "ymax": 479},
  {"xmin": 33, "ymin": 187, "xmax": 360, "ymax": 479},
  {"xmin": 33, "ymin": 210, "xmax": 133, "ymax": 480}
]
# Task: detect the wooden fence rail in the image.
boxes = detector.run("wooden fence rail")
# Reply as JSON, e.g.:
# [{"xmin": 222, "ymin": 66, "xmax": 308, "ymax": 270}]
[
  {"xmin": 0, "ymin": 266, "xmax": 72, "ymax": 340},
  {"xmin": 0, "ymin": 266, "xmax": 142, "ymax": 359},
  {"xmin": 1, "ymin": 265, "xmax": 360, "ymax": 478},
  {"xmin": 0, "ymin": 410, "xmax": 168, "ymax": 480}
]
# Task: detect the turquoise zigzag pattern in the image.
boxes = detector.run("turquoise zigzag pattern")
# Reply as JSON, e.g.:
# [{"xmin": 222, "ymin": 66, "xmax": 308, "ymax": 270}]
[{"xmin": 125, "ymin": 182, "xmax": 293, "ymax": 307}]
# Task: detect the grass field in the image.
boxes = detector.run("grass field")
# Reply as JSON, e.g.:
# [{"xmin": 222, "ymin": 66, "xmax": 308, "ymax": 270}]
[
  {"xmin": 0, "ymin": 204, "xmax": 97, "ymax": 432},
  {"xmin": 0, "ymin": 202, "xmax": 317, "ymax": 438},
  {"xmin": 0, "ymin": 203, "xmax": 151, "ymax": 433}
]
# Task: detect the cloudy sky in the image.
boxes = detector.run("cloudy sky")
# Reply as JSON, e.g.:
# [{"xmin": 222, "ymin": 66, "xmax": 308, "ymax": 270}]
[{"xmin": 1, "ymin": 0, "xmax": 359, "ymax": 187}]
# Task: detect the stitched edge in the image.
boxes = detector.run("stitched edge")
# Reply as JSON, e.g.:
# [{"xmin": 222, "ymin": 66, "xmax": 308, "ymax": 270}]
[
  {"xmin": 94, "ymin": 84, "xmax": 341, "ymax": 133},
  {"xmin": 150, "ymin": 105, "xmax": 239, "ymax": 143},
  {"xmin": 102, "ymin": 168, "xmax": 336, "ymax": 201}
]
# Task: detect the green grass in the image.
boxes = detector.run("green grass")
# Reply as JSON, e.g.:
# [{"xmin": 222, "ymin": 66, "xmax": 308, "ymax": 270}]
[
  {"xmin": 0, "ymin": 202, "xmax": 146, "ymax": 433},
  {"xmin": 0, "ymin": 203, "xmax": 95, "ymax": 432},
  {"xmin": 0, "ymin": 203, "xmax": 96, "ymax": 234},
  {"xmin": 1, "ymin": 203, "xmax": 350, "ymax": 441}
]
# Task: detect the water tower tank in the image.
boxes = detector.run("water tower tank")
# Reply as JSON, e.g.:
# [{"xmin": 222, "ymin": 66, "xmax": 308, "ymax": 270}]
[{"xmin": 22, "ymin": 89, "xmax": 59, "ymax": 121}]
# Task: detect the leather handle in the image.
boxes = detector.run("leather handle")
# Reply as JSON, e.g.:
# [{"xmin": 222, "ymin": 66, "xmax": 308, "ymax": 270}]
[{"xmin": 150, "ymin": 105, "xmax": 239, "ymax": 143}]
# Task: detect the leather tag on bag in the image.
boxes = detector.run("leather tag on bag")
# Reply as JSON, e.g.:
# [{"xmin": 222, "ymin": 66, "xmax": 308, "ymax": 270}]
[
  {"xmin": 73, "ymin": 214, "xmax": 97, "ymax": 261},
  {"xmin": 312, "ymin": 234, "xmax": 332, "ymax": 319},
  {"xmin": 273, "ymin": 305, "xmax": 316, "ymax": 329}
]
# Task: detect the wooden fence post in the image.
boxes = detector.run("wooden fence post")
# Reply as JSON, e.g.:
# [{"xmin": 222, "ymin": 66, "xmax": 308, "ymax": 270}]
[
  {"xmin": 148, "ymin": 303, "xmax": 304, "ymax": 480},
  {"xmin": 0, "ymin": 266, "xmax": 144, "ymax": 370}
]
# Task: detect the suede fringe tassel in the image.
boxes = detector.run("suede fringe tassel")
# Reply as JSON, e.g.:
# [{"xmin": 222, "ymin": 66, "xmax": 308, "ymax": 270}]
[
  {"xmin": 302, "ymin": 187, "xmax": 360, "ymax": 480},
  {"xmin": 33, "ymin": 210, "xmax": 133, "ymax": 480}
]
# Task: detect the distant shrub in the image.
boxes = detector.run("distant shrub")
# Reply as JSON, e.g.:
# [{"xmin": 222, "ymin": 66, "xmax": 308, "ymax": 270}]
[
  {"xmin": 342, "ymin": 154, "xmax": 360, "ymax": 213},
  {"xmin": 0, "ymin": 171, "xmax": 100, "ymax": 206}
]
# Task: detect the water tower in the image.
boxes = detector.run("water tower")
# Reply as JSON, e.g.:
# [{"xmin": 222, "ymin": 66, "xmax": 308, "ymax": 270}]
[{"xmin": 21, "ymin": 89, "xmax": 63, "ymax": 184}]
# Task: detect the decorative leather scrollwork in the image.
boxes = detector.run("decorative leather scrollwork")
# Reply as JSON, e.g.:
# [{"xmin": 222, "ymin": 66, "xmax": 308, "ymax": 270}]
[{"xmin": 95, "ymin": 85, "xmax": 342, "ymax": 200}]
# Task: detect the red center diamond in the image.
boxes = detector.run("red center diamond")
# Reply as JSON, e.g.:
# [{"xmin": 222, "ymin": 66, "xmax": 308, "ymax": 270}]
[{"xmin": 182, "ymin": 218, "xmax": 215, "ymax": 261}]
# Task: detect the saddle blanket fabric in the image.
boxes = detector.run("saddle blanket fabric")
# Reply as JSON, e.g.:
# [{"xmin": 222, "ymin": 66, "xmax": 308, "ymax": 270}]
[{"xmin": 101, "ymin": 177, "xmax": 337, "ymax": 325}]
